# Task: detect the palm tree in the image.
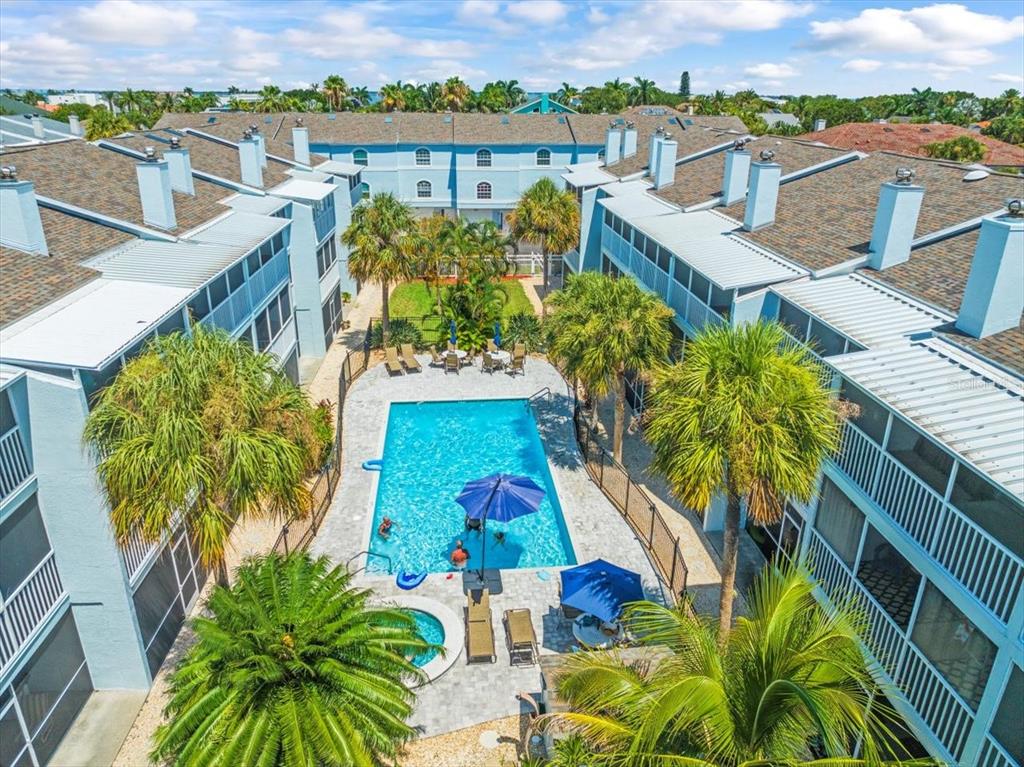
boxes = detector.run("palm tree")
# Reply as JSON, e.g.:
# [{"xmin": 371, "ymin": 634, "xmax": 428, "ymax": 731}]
[
  {"xmin": 84, "ymin": 107, "xmax": 133, "ymax": 139},
  {"xmin": 254, "ymin": 85, "xmax": 288, "ymax": 113},
  {"xmin": 441, "ymin": 76, "xmax": 471, "ymax": 111},
  {"xmin": 556, "ymin": 82, "xmax": 580, "ymax": 107},
  {"xmin": 631, "ymin": 76, "xmax": 655, "ymax": 105},
  {"xmin": 404, "ymin": 214, "xmax": 450, "ymax": 316},
  {"xmin": 547, "ymin": 561, "xmax": 921, "ymax": 766},
  {"xmin": 547, "ymin": 273, "xmax": 672, "ymax": 461},
  {"xmin": 152, "ymin": 552, "xmax": 431, "ymax": 767},
  {"xmin": 379, "ymin": 82, "xmax": 406, "ymax": 112},
  {"xmin": 321, "ymin": 74, "xmax": 349, "ymax": 111},
  {"xmin": 423, "ymin": 81, "xmax": 445, "ymax": 112},
  {"xmin": 100, "ymin": 90, "xmax": 117, "ymax": 111},
  {"xmin": 83, "ymin": 325, "xmax": 326, "ymax": 585},
  {"xmin": 341, "ymin": 192, "xmax": 414, "ymax": 343},
  {"xmin": 497, "ymin": 79, "xmax": 525, "ymax": 108},
  {"xmin": 350, "ymin": 85, "xmax": 371, "ymax": 108},
  {"xmin": 645, "ymin": 321, "xmax": 840, "ymax": 635},
  {"xmin": 506, "ymin": 177, "xmax": 579, "ymax": 312}
]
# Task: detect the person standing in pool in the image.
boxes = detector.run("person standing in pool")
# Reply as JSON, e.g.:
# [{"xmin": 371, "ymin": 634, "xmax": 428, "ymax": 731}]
[
  {"xmin": 493, "ymin": 530, "xmax": 507, "ymax": 546},
  {"xmin": 450, "ymin": 540, "xmax": 470, "ymax": 569},
  {"xmin": 378, "ymin": 516, "xmax": 396, "ymax": 539}
]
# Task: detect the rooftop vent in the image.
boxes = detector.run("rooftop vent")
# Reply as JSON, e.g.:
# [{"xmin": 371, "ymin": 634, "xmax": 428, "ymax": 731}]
[
  {"xmin": 206, "ymin": 116, "xmax": 217, "ymax": 124},
  {"xmin": 249, "ymin": 123, "xmax": 259, "ymax": 133},
  {"xmin": 557, "ymin": 116, "xmax": 566, "ymax": 124},
  {"xmin": 759, "ymin": 149, "xmax": 775, "ymax": 162},
  {"xmin": 883, "ymin": 127, "xmax": 894, "ymax": 133},
  {"xmin": 733, "ymin": 137, "xmax": 750, "ymax": 150},
  {"xmin": 384, "ymin": 116, "xmax": 393, "ymax": 123},
  {"xmin": 501, "ymin": 116, "xmax": 510, "ymax": 125},
  {"xmin": 683, "ymin": 118, "xmax": 694, "ymax": 126},
  {"xmin": 169, "ymin": 136, "xmax": 181, "ymax": 149},
  {"xmin": 963, "ymin": 169, "xmax": 990, "ymax": 182},
  {"xmin": 625, "ymin": 120, "xmax": 635, "ymax": 129},
  {"xmin": 0, "ymin": 165, "xmax": 17, "ymax": 180},
  {"xmin": 894, "ymin": 167, "xmax": 915, "ymax": 185},
  {"xmin": 296, "ymin": 116, "xmax": 304, "ymax": 126},
  {"xmin": 1007, "ymin": 198, "xmax": 1023, "ymax": 217},
  {"xmin": 144, "ymin": 146, "xmax": 158, "ymax": 162},
  {"xmin": 243, "ymin": 128, "xmax": 253, "ymax": 140},
  {"xmin": 443, "ymin": 115, "xmax": 452, "ymax": 123},
  {"xmin": 263, "ymin": 116, "xmax": 272, "ymax": 124},
  {"xmin": 328, "ymin": 114, "xmax": 336, "ymax": 120}
]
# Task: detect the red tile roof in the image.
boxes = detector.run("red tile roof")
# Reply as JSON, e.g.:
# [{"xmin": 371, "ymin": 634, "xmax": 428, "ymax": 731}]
[{"xmin": 799, "ymin": 122, "xmax": 1024, "ymax": 168}]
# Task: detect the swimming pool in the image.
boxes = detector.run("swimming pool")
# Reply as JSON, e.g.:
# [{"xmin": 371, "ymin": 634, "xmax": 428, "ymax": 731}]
[
  {"xmin": 409, "ymin": 610, "xmax": 444, "ymax": 668},
  {"xmin": 367, "ymin": 399, "xmax": 576, "ymax": 575}
]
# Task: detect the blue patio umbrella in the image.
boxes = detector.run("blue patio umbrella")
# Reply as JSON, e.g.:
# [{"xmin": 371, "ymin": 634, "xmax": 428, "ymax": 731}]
[
  {"xmin": 559, "ymin": 559, "xmax": 645, "ymax": 623},
  {"xmin": 493, "ymin": 321, "xmax": 502, "ymax": 348},
  {"xmin": 449, "ymin": 319, "xmax": 457, "ymax": 346},
  {"xmin": 456, "ymin": 473, "xmax": 544, "ymax": 581}
]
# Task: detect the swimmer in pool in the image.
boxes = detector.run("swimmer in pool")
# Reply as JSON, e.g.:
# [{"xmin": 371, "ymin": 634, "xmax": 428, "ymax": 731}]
[
  {"xmin": 378, "ymin": 516, "xmax": 396, "ymax": 539},
  {"xmin": 450, "ymin": 540, "xmax": 470, "ymax": 568}
]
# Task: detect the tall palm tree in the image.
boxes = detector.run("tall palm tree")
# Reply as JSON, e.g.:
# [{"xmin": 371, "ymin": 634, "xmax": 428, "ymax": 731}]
[
  {"xmin": 254, "ymin": 85, "xmax": 288, "ymax": 113},
  {"xmin": 506, "ymin": 177, "xmax": 579, "ymax": 312},
  {"xmin": 556, "ymin": 82, "xmax": 580, "ymax": 106},
  {"xmin": 84, "ymin": 107, "xmax": 133, "ymax": 139},
  {"xmin": 498, "ymin": 79, "xmax": 525, "ymax": 108},
  {"xmin": 341, "ymin": 192, "xmax": 414, "ymax": 343},
  {"xmin": 547, "ymin": 562, "xmax": 922, "ymax": 766},
  {"xmin": 645, "ymin": 321, "xmax": 840, "ymax": 635},
  {"xmin": 404, "ymin": 214, "xmax": 450, "ymax": 316},
  {"xmin": 379, "ymin": 83, "xmax": 406, "ymax": 112},
  {"xmin": 631, "ymin": 76, "xmax": 655, "ymax": 105},
  {"xmin": 441, "ymin": 76, "xmax": 471, "ymax": 111},
  {"xmin": 152, "ymin": 552, "xmax": 431, "ymax": 767},
  {"xmin": 547, "ymin": 273, "xmax": 672, "ymax": 461},
  {"xmin": 423, "ymin": 81, "xmax": 445, "ymax": 112},
  {"xmin": 321, "ymin": 74, "xmax": 349, "ymax": 111},
  {"xmin": 350, "ymin": 85, "xmax": 371, "ymax": 108},
  {"xmin": 83, "ymin": 325, "xmax": 326, "ymax": 585}
]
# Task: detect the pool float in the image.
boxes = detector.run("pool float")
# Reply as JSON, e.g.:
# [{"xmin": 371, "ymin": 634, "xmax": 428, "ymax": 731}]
[
  {"xmin": 362, "ymin": 458, "xmax": 384, "ymax": 471},
  {"xmin": 396, "ymin": 571, "xmax": 427, "ymax": 590}
]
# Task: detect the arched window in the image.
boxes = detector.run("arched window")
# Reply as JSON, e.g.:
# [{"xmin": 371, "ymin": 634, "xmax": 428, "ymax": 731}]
[
  {"xmin": 416, "ymin": 180, "xmax": 432, "ymax": 198},
  {"xmin": 476, "ymin": 181, "xmax": 492, "ymax": 200},
  {"xmin": 476, "ymin": 148, "xmax": 492, "ymax": 167},
  {"xmin": 353, "ymin": 148, "xmax": 368, "ymax": 167},
  {"xmin": 536, "ymin": 148, "xmax": 551, "ymax": 166},
  {"xmin": 360, "ymin": 182, "xmax": 370, "ymax": 200},
  {"xmin": 415, "ymin": 147, "xmax": 431, "ymax": 166}
]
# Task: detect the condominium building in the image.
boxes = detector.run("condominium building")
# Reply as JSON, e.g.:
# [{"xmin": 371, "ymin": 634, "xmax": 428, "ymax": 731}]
[{"xmin": 565, "ymin": 127, "xmax": 1023, "ymax": 766}]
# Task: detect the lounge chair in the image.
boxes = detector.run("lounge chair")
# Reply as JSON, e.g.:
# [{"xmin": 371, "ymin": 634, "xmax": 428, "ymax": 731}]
[
  {"xmin": 481, "ymin": 353, "xmax": 497, "ymax": 374},
  {"xmin": 507, "ymin": 353, "xmax": 525, "ymax": 377},
  {"xmin": 400, "ymin": 344, "xmax": 421, "ymax": 372},
  {"xmin": 504, "ymin": 608, "xmax": 538, "ymax": 666},
  {"xmin": 385, "ymin": 347, "xmax": 404, "ymax": 376},
  {"xmin": 466, "ymin": 590, "xmax": 496, "ymax": 663},
  {"xmin": 428, "ymin": 345, "xmax": 445, "ymax": 368},
  {"xmin": 444, "ymin": 352, "xmax": 460, "ymax": 375}
]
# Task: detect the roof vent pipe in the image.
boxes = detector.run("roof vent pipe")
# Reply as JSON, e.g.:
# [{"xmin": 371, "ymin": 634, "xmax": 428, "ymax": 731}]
[
  {"xmin": 955, "ymin": 200, "xmax": 1024, "ymax": 339},
  {"xmin": 292, "ymin": 121, "xmax": 311, "ymax": 165},
  {"xmin": 250, "ymin": 123, "xmax": 267, "ymax": 168},
  {"xmin": 0, "ymin": 166, "xmax": 49, "ymax": 255},
  {"xmin": 721, "ymin": 141, "xmax": 752, "ymax": 205},
  {"xmin": 135, "ymin": 148, "xmax": 177, "ymax": 229},
  {"xmin": 742, "ymin": 149, "xmax": 782, "ymax": 231},
  {"xmin": 31, "ymin": 116, "xmax": 44, "ymax": 139},
  {"xmin": 622, "ymin": 121, "xmax": 638, "ymax": 158},
  {"xmin": 866, "ymin": 167, "xmax": 923, "ymax": 270},
  {"xmin": 604, "ymin": 123, "xmax": 622, "ymax": 166},
  {"xmin": 164, "ymin": 137, "xmax": 195, "ymax": 195},
  {"xmin": 68, "ymin": 114, "xmax": 82, "ymax": 136},
  {"xmin": 653, "ymin": 133, "xmax": 678, "ymax": 189},
  {"xmin": 239, "ymin": 132, "xmax": 263, "ymax": 188},
  {"xmin": 648, "ymin": 126, "xmax": 665, "ymax": 175}
]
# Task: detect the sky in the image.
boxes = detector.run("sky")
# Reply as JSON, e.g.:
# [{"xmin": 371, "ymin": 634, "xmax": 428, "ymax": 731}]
[{"xmin": 0, "ymin": 0, "xmax": 1022, "ymax": 97}]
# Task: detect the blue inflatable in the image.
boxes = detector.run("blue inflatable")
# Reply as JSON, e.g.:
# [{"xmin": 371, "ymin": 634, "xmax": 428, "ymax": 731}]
[
  {"xmin": 362, "ymin": 458, "xmax": 384, "ymax": 471},
  {"xmin": 396, "ymin": 571, "xmax": 426, "ymax": 590}
]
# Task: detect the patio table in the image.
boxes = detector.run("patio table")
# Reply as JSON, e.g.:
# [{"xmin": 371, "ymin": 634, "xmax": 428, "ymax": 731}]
[{"xmin": 572, "ymin": 614, "xmax": 624, "ymax": 649}]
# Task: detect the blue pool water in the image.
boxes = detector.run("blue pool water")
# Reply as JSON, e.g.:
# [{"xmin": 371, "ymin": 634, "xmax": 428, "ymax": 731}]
[
  {"xmin": 368, "ymin": 399, "xmax": 576, "ymax": 575},
  {"xmin": 409, "ymin": 610, "xmax": 444, "ymax": 667}
]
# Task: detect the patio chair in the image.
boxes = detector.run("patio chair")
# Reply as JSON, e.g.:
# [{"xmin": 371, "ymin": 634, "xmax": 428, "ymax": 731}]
[
  {"xmin": 400, "ymin": 344, "xmax": 422, "ymax": 372},
  {"xmin": 428, "ymin": 345, "xmax": 445, "ymax": 368},
  {"xmin": 513, "ymin": 342, "xmax": 526, "ymax": 358},
  {"xmin": 466, "ymin": 590, "xmax": 496, "ymax": 663},
  {"xmin": 487, "ymin": 339, "xmax": 498, "ymax": 353},
  {"xmin": 507, "ymin": 352, "xmax": 525, "ymax": 377},
  {"xmin": 448, "ymin": 341, "xmax": 457, "ymax": 353},
  {"xmin": 504, "ymin": 608, "xmax": 538, "ymax": 666},
  {"xmin": 385, "ymin": 347, "xmax": 404, "ymax": 376},
  {"xmin": 481, "ymin": 353, "xmax": 497, "ymax": 374},
  {"xmin": 444, "ymin": 352, "xmax": 460, "ymax": 375}
]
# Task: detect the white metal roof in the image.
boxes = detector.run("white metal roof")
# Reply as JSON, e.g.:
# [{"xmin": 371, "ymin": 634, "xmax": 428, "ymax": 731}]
[
  {"xmin": 88, "ymin": 239, "xmax": 245, "ymax": 288},
  {"xmin": 316, "ymin": 159, "xmax": 361, "ymax": 176},
  {"xmin": 0, "ymin": 279, "xmax": 190, "ymax": 368},
  {"xmin": 774, "ymin": 274, "xmax": 953, "ymax": 349},
  {"xmin": 188, "ymin": 211, "xmax": 289, "ymax": 251},
  {"xmin": 602, "ymin": 180, "xmax": 654, "ymax": 197},
  {"xmin": 831, "ymin": 340, "xmax": 1024, "ymax": 498},
  {"xmin": 226, "ymin": 194, "xmax": 288, "ymax": 216},
  {"xmin": 0, "ymin": 365, "xmax": 25, "ymax": 389},
  {"xmin": 562, "ymin": 166, "xmax": 616, "ymax": 187},
  {"xmin": 268, "ymin": 178, "xmax": 334, "ymax": 202},
  {"xmin": 598, "ymin": 193, "xmax": 675, "ymax": 220}
]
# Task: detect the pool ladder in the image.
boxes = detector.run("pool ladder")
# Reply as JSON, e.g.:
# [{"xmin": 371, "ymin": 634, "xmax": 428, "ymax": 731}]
[
  {"xmin": 346, "ymin": 550, "xmax": 393, "ymax": 575},
  {"xmin": 527, "ymin": 387, "xmax": 552, "ymax": 406}
]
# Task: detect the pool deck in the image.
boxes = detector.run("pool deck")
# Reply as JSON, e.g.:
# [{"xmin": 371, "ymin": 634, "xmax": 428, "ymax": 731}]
[{"xmin": 311, "ymin": 355, "xmax": 668, "ymax": 736}]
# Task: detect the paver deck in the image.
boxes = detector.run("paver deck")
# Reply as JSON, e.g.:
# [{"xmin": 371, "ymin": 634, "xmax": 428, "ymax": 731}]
[{"xmin": 311, "ymin": 356, "xmax": 667, "ymax": 736}]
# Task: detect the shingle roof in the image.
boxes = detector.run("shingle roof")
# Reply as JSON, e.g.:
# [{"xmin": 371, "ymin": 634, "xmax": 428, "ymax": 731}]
[
  {"xmin": 729, "ymin": 151, "xmax": 1024, "ymax": 272},
  {"xmin": 800, "ymin": 122, "xmax": 1024, "ymax": 167},
  {"xmin": 153, "ymin": 113, "xmax": 329, "ymax": 163},
  {"xmin": 0, "ymin": 141, "xmax": 229, "ymax": 234},
  {"xmin": 939, "ymin": 317, "xmax": 1024, "ymax": 376},
  {"xmin": 453, "ymin": 113, "xmax": 573, "ymax": 145}
]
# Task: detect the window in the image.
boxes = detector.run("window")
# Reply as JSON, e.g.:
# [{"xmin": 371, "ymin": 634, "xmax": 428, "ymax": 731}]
[
  {"xmin": 416, "ymin": 180, "xmax": 432, "ymax": 199},
  {"xmin": 360, "ymin": 182, "xmax": 370, "ymax": 200},
  {"xmin": 476, "ymin": 181, "xmax": 492, "ymax": 200},
  {"xmin": 839, "ymin": 379, "xmax": 889, "ymax": 445},
  {"xmin": 950, "ymin": 462, "xmax": 1024, "ymax": 558},
  {"xmin": 0, "ymin": 495, "xmax": 52, "ymax": 599},
  {"xmin": 709, "ymin": 285, "xmax": 733, "ymax": 316},
  {"xmin": 255, "ymin": 310, "xmax": 272, "ymax": 351},
  {"xmin": 857, "ymin": 524, "xmax": 920, "ymax": 630},
  {"xmin": 476, "ymin": 148, "xmax": 492, "ymax": 167},
  {"xmin": 272, "ymin": 232, "xmax": 284, "ymax": 254},
  {"xmin": 777, "ymin": 300, "xmax": 810, "ymax": 341},
  {"xmin": 603, "ymin": 209, "xmax": 613, "ymax": 228},
  {"xmin": 352, "ymin": 148, "xmax": 368, "ymax": 167},
  {"xmin": 808, "ymin": 318, "xmax": 847, "ymax": 357},
  {"xmin": 991, "ymin": 665, "xmax": 1024, "ymax": 764},
  {"xmin": 415, "ymin": 147, "xmax": 430, "ymax": 166},
  {"xmin": 815, "ymin": 477, "xmax": 865, "ymax": 568},
  {"xmin": 673, "ymin": 261, "xmax": 691, "ymax": 290},
  {"xmin": 279, "ymin": 286, "xmax": 291, "ymax": 321},
  {"xmin": 228, "ymin": 262, "xmax": 245, "ymax": 291},
  {"xmin": 0, "ymin": 390, "xmax": 15, "ymax": 433},
  {"xmin": 911, "ymin": 583, "xmax": 996, "ymax": 710},
  {"xmin": 316, "ymin": 238, "xmax": 338, "ymax": 279},
  {"xmin": 886, "ymin": 418, "xmax": 953, "ymax": 496},
  {"xmin": 133, "ymin": 547, "xmax": 186, "ymax": 676},
  {"xmin": 536, "ymin": 148, "xmax": 551, "ymax": 166},
  {"xmin": 690, "ymin": 272, "xmax": 711, "ymax": 305}
]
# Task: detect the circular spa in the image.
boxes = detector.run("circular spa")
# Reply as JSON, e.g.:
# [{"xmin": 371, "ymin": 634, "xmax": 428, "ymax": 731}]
[{"xmin": 380, "ymin": 595, "xmax": 463, "ymax": 685}]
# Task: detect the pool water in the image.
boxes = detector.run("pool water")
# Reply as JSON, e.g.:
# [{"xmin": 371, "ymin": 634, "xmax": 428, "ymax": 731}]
[
  {"xmin": 409, "ymin": 610, "xmax": 444, "ymax": 667},
  {"xmin": 368, "ymin": 399, "xmax": 576, "ymax": 575}
]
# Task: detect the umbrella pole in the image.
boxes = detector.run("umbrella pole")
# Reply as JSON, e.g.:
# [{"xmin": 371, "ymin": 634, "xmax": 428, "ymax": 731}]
[{"xmin": 478, "ymin": 479, "xmax": 500, "ymax": 584}]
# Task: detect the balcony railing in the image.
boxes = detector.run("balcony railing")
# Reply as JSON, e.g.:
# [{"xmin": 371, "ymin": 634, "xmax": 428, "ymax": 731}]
[
  {"xmin": 978, "ymin": 734, "xmax": 1015, "ymax": 767},
  {"xmin": 666, "ymin": 280, "xmax": 724, "ymax": 332},
  {"xmin": 806, "ymin": 530, "xmax": 974, "ymax": 764},
  {"xmin": 201, "ymin": 250, "xmax": 290, "ymax": 337},
  {"xmin": 832, "ymin": 421, "xmax": 1023, "ymax": 624},
  {"xmin": 0, "ymin": 552, "xmax": 66, "ymax": 674},
  {"xmin": 563, "ymin": 249, "xmax": 581, "ymax": 274},
  {"xmin": 248, "ymin": 249, "xmax": 290, "ymax": 310},
  {"xmin": 313, "ymin": 204, "xmax": 335, "ymax": 244},
  {"xmin": 121, "ymin": 527, "xmax": 159, "ymax": 584},
  {"xmin": 0, "ymin": 426, "xmax": 32, "ymax": 503}
]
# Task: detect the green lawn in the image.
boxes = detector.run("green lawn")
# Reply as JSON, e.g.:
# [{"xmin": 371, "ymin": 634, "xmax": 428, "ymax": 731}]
[{"xmin": 390, "ymin": 279, "xmax": 535, "ymax": 319}]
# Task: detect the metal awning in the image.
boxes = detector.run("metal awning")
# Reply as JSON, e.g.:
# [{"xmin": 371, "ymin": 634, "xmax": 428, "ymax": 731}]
[
  {"xmin": 316, "ymin": 159, "xmax": 361, "ymax": 176},
  {"xmin": 597, "ymin": 193, "xmax": 675, "ymax": 220},
  {"xmin": 562, "ymin": 166, "xmax": 615, "ymax": 187},
  {"xmin": 267, "ymin": 178, "xmax": 334, "ymax": 202}
]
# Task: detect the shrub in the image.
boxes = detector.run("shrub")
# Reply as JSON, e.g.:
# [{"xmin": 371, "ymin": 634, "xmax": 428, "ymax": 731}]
[
  {"xmin": 504, "ymin": 311, "xmax": 544, "ymax": 352},
  {"xmin": 923, "ymin": 135, "xmax": 987, "ymax": 162},
  {"xmin": 311, "ymin": 399, "xmax": 335, "ymax": 468},
  {"xmin": 370, "ymin": 319, "xmax": 423, "ymax": 350}
]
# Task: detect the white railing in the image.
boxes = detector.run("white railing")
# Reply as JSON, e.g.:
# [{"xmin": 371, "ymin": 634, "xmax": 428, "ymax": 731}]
[
  {"xmin": 0, "ymin": 426, "xmax": 32, "ymax": 502},
  {"xmin": 899, "ymin": 642, "xmax": 974, "ymax": 763},
  {"xmin": 0, "ymin": 552, "xmax": 65, "ymax": 673},
  {"xmin": 562, "ymin": 249, "xmax": 581, "ymax": 274},
  {"xmin": 248, "ymin": 249, "xmax": 290, "ymax": 309},
  {"xmin": 202, "ymin": 287, "xmax": 252, "ymax": 335},
  {"xmin": 833, "ymin": 422, "xmax": 1024, "ymax": 624},
  {"xmin": 978, "ymin": 734, "xmax": 1015, "ymax": 767},
  {"xmin": 267, "ymin": 318, "xmax": 297, "ymax": 363},
  {"xmin": 666, "ymin": 280, "xmax": 724, "ymax": 332},
  {"xmin": 121, "ymin": 527, "xmax": 159, "ymax": 584}
]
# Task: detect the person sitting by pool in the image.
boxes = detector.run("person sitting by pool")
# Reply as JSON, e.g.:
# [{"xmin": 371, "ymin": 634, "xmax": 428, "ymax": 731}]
[
  {"xmin": 378, "ymin": 516, "xmax": 396, "ymax": 539},
  {"xmin": 465, "ymin": 515, "xmax": 482, "ymax": 533},
  {"xmin": 450, "ymin": 540, "xmax": 470, "ymax": 569},
  {"xmin": 493, "ymin": 530, "xmax": 507, "ymax": 546}
]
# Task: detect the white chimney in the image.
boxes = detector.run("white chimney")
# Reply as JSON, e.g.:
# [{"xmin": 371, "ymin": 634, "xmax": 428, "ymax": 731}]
[
  {"xmin": 292, "ymin": 118, "xmax": 310, "ymax": 165},
  {"xmin": 135, "ymin": 147, "xmax": 176, "ymax": 230},
  {"xmin": 743, "ymin": 149, "xmax": 782, "ymax": 232},
  {"xmin": 31, "ymin": 116, "xmax": 44, "ymax": 140},
  {"xmin": 604, "ymin": 124, "xmax": 622, "ymax": 165},
  {"xmin": 867, "ymin": 168, "xmax": 923, "ymax": 270},
  {"xmin": 239, "ymin": 131, "xmax": 263, "ymax": 187},
  {"xmin": 653, "ymin": 133, "xmax": 678, "ymax": 190},
  {"xmin": 813, "ymin": 118, "xmax": 826, "ymax": 132},
  {"xmin": 722, "ymin": 142, "xmax": 752, "ymax": 206},
  {"xmin": 647, "ymin": 126, "xmax": 665, "ymax": 174},
  {"xmin": 622, "ymin": 121, "xmax": 638, "ymax": 158},
  {"xmin": 955, "ymin": 201, "xmax": 1024, "ymax": 339},
  {"xmin": 164, "ymin": 136, "xmax": 195, "ymax": 195},
  {"xmin": 250, "ymin": 124, "xmax": 268, "ymax": 168},
  {"xmin": 68, "ymin": 114, "xmax": 82, "ymax": 137},
  {"xmin": 0, "ymin": 166, "xmax": 48, "ymax": 255}
]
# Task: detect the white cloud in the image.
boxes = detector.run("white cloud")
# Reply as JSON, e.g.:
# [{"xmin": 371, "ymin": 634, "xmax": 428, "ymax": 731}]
[
  {"xmin": 507, "ymin": 1, "xmax": 569, "ymax": 24},
  {"xmin": 990, "ymin": 72, "xmax": 1024, "ymax": 85},
  {"xmin": 72, "ymin": 0, "xmax": 197, "ymax": 46},
  {"xmin": 842, "ymin": 58, "xmax": 883, "ymax": 72},
  {"xmin": 407, "ymin": 39, "xmax": 477, "ymax": 58},
  {"xmin": 723, "ymin": 80, "xmax": 752, "ymax": 92},
  {"xmin": 414, "ymin": 59, "xmax": 487, "ymax": 81},
  {"xmin": 744, "ymin": 62, "xmax": 798, "ymax": 79},
  {"xmin": 587, "ymin": 4, "xmax": 609, "ymax": 24},
  {"xmin": 458, "ymin": 0, "xmax": 499, "ymax": 19}
]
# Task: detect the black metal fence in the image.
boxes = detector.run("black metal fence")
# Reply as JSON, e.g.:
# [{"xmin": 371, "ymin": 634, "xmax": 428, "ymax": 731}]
[
  {"xmin": 572, "ymin": 404, "xmax": 689, "ymax": 601},
  {"xmin": 272, "ymin": 323, "xmax": 372, "ymax": 556}
]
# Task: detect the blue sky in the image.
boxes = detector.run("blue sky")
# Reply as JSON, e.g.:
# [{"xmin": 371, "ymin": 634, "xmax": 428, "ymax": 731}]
[{"xmin": 1, "ymin": 0, "xmax": 1021, "ymax": 96}]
